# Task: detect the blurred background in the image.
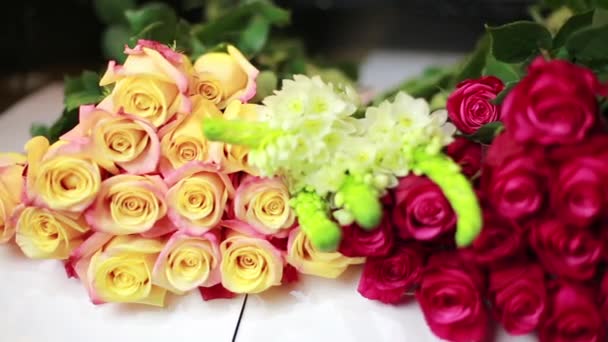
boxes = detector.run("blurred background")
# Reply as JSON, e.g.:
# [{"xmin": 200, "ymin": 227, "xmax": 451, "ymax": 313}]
[{"xmin": 0, "ymin": 0, "xmax": 534, "ymax": 112}]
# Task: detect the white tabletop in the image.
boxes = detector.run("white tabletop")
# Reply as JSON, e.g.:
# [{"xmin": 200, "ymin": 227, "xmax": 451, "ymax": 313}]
[{"xmin": 0, "ymin": 51, "xmax": 535, "ymax": 342}]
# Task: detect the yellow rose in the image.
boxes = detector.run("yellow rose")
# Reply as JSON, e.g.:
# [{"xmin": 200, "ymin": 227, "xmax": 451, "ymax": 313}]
[
  {"xmin": 209, "ymin": 100, "xmax": 259, "ymax": 174},
  {"xmin": 192, "ymin": 45, "xmax": 259, "ymax": 109},
  {"xmin": 152, "ymin": 231, "xmax": 221, "ymax": 294},
  {"xmin": 62, "ymin": 107, "xmax": 160, "ymax": 175},
  {"xmin": 0, "ymin": 153, "xmax": 26, "ymax": 243},
  {"xmin": 165, "ymin": 162, "xmax": 234, "ymax": 236},
  {"xmin": 15, "ymin": 206, "xmax": 89, "ymax": 259},
  {"xmin": 159, "ymin": 96, "xmax": 223, "ymax": 176},
  {"xmin": 98, "ymin": 41, "xmax": 191, "ymax": 128},
  {"xmin": 85, "ymin": 175, "xmax": 168, "ymax": 235},
  {"xmin": 84, "ymin": 235, "xmax": 166, "ymax": 306},
  {"xmin": 25, "ymin": 136, "xmax": 101, "ymax": 213},
  {"xmin": 287, "ymin": 228, "xmax": 364, "ymax": 278},
  {"xmin": 234, "ymin": 176, "xmax": 294, "ymax": 235},
  {"xmin": 220, "ymin": 233, "xmax": 283, "ymax": 294}
]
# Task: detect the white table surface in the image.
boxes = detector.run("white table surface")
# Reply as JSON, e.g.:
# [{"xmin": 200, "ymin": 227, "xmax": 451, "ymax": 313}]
[{"xmin": 0, "ymin": 51, "xmax": 535, "ymax": 342}]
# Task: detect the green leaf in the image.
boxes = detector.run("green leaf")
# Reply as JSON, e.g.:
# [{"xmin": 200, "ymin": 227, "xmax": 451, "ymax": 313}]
[
  {"xmin": 102, "ymin": 25, "xmax": 131, "ymax": 62},
  {"xmin": 492, "ymin": 81, "xmax": 518, "ymax": 105},
  {"xmin": 482, "ymin": 56, "xmax": 521, "ymax": 83},
  {"xmin": 93, "ymin": 0, "xmax": 136, "ymax": 25},
  {"xmin": 30, "ymin": 123, "xmax": 49, "ymax": 139},
  {"xmin": 593, "ymin": 8, "xmax": 608, "ymax": 26},
  {"xmin": 252, "ymin": 70, "xmax": 278, "ymax": 102},
  {"xmin": 487, "ymin": 21, "xmax": 553, "ymax": 63},
  {"xmin": 174, "ymin": 19, "xmax": 193, "ymax": 52},
  {"xmin": 466, "ymin": 122, "xmax": 505, "ymax": 144},
  {"xmin": 125, "ymin": 2, "xmax": 178, "ymax": 43},
  {"xmin": 594, "ymin": 0, "xmax": 608, "ymax": 9},
  {"xmin": 63, "ymin": 71, "xmax": 105, "ymax": 111},
  {"xmin": 193, "ymin": 1, "xmax": 289, "ymax": 45},
  {"xmin": 565, "ymin": 24, "xmax": 608, "ymax": 62},
  {"xmin": 65, "ymin": 92, "xmax": 106, "ymax": 111},
  {"xmin": 238, "ymin": 15, "xmax": 271, "ymax": 55},
  {"xmin": 553, "ymin": 10, "xmax": 594, "ymax": 48},
  {"xmin": 453, "ymin": 34, "xmax": 490, "ymax": 83}
]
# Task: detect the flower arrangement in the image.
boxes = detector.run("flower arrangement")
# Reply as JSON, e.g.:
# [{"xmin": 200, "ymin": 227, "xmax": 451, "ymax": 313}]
[{"xmin": 2, "ymin": 0, "xmax": 608, "ymax": 341}]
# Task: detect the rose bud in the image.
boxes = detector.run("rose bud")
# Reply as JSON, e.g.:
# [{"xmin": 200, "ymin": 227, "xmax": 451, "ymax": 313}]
[
  {"xmin": 446, "ymin": 137, "xmax": 482, "ymax": 178},
  {"xmin": 447, "ymin": 76, "xmax": 504, "ymax": 134}
]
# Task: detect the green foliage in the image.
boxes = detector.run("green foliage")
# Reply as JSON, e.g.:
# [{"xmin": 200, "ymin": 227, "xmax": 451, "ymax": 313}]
[
  {"xmin": 31, "ymin": 71, "xmax": 105, "ymax": 143},
  {"xmin": 465, "ymin": 122, "xmax": 505, "ymax": 145},
  {"xmin": 453, "ymin": 34, "xmax": 490, "ymax": 83},
  {"xmin": 93, "ymin": 0, "xmax": 136, "ymax": 25},
  {"xmin": 553, "ymin": 10, "xmax": 594, "ymax": 47},
  {"xmin": 565, "ymin": 24, "xmax": 608, "ymax": 63},
  {"xmin": 487, "ymin": 21, "xmax": 553, "ymax": 63},
  {"xmin": 482, "ymin": 56, "xmax": 522, "ymax": 84}
]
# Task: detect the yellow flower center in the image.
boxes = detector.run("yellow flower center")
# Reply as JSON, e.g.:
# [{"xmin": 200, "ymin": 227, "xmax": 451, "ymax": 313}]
[
  {"xmin": 114, "ymin": 76, "xmax": 179, "ymax": 127},
  {"xmin": 176, "ymin": 178, "xmax": 216, "ymax": 220},
  {"xmin": 36, "ymin": 157, "xmax": 101, "ymax": 211},
  {"xmin": 110, "ymin": 188, "xmax": 159, "ymax": 228}
]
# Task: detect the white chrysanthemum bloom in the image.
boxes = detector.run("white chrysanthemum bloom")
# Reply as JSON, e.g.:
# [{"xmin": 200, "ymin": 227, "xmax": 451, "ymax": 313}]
[
  {"xmin": 362, "ymin": 92, "xmax": 456, "ymax": 191},
  {"xmin": 249, "ymin": 75, "xmax": 360, "ymax": 195}
]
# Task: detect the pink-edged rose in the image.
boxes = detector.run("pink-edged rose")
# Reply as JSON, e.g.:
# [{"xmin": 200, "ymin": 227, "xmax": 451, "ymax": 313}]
[
  {"xmin": 551, "ymin": 145, "xmax": 608, "ymax": 229},
  {"xmin": 447, "ymin": 76, "xmax": 504, "ymax": 134},
  {"xmin": 357, "ymin": 243, "xmax": 424, "ymax": 304},
  {"xmin": 61, "ymin": 106, "xmax": 160, "ymax": 175},
  {"xmin": 392, "ymin": 175, "xmax": 456, "ymax": 241},
  {"xmin": 502, "ymin": 57, "xmax": 605, "ymax": 145},
  {"xmin": 165, "ymin": 162, "xmax": 234, "ymax": 236},
  {"xmin": 85, "ymin": 174, "xmax": 168, "ymax": 235},
  {"xmin": 481, "ymin": 132, "xmax": 548, "ymax": 221},
  {"xmin": 152, "ymin": 231, "xmax": 221, "ymax": 294},
  {"xmin": 98, "ymin": 40, "xmax": 191, "ymax": 128},
  {"xmin": 446, "ymin": 137, "xmax": 482, "ymax": 178},
  {"xmin": 339, "ymin": 214, "xmax": 394, "ymax": 257},
  {"xmin": 417, "ymin": 252, "xmax": 489, "ymax": 342},
  {"xmin": 489, "ymin": 263, "xmax": 546, "ymax": 335},
  {"xmin": 529, "ymin": 219, "xmax": 602, "ymax": 280},
  {"xmin": 540, "ymin": 281, "xmax": 605, "ymax": 342},
  {"xmin": 466, "ymin": 211, "xmax": 524, "ymax": 266},
  {"xmin": 232, "ymin": 176, "xmax": 295, "ymax": 236}
]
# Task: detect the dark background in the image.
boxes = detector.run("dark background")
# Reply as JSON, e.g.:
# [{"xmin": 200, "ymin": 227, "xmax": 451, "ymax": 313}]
[{"xmin": 0, "ymin": 0, "xmax": 533, "ymax": 110}]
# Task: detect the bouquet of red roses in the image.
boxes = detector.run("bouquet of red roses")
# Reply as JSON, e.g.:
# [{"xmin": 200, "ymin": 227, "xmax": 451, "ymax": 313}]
[{"xmin": 354, "ymin": 55, "xmax": 608, "ymax": 341}]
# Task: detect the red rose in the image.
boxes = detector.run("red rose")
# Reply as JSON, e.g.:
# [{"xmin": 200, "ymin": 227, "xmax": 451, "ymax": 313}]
[
  {"xmin": 465, "ymin": 211, "xmax": 525, "ymax": 266},
  {"xmin": 199, "ymin": 284, "xmax": 236, "ymax": 301},
  {"xmin": 339, "ymin": 214, "xmax": 394, "ymax": 257},
  {"xmin": 357, "ymin": 243, "xmax": 425, "ymax": 304},
  {"xmin": 481, "ymin": 132, "xmax": 548, "ymax": 221},
  {"xmin": 502, "ymin": 57, "xmax": 604, "ymax": 145},
  {"xmin": 551, "ymin": 148, "xmax": 608, "ymax": 229},
  {"xmin": 600, "ymin": 272, "xmax": 608, "ymax": 321},
  {"xmin": 529, "ymin": 219, "xmax": 602, "ymax": 280},
  {"xmin": 489, "ymin": 263, "xmax": 546, "ymax": 335},
  {"xmin": 392, "ymin": 175, "xmax": 456, "ymax": 241},
  {"xmin": 540, "ymin": 281, "xmax": 605, "ymax": 342},
  {"xmin": 417, "ymin": 252, "xmax": 489, "ymax": 342},
  {"xmin": 446, "ymin": 137, "xmax": 482, "ymax": 178},
  {"xmin": 447, "ymin": 76, "xmax": 504, "ymax": 134}
]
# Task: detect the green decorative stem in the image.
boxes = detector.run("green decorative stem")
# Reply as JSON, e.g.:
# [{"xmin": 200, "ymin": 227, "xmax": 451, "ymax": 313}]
[
  {"xmin": 337, "ymin": 175, "xmax": 382, "ymax": 230},
  {"xmin": 202, "ymin": 117, "xmax": 278, "ymax": 148},
  {"xmin": 413, "ymin": 149, "xmax": 482, "ymax": 247},
  {"xmin": 291, "ymin": 191, "xmax": 342, "ymax": 252}
]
